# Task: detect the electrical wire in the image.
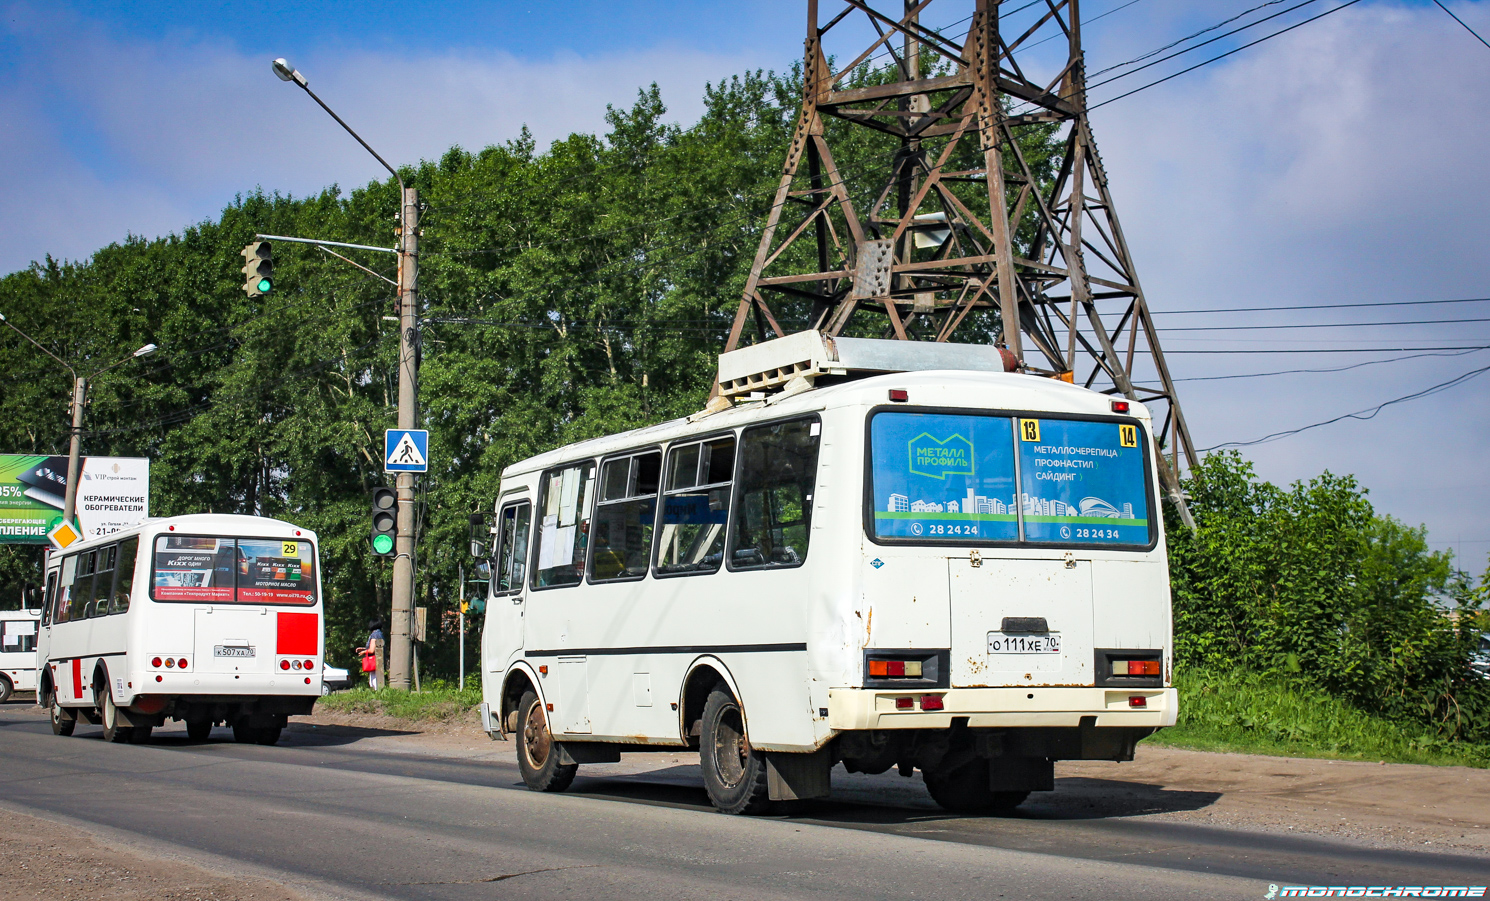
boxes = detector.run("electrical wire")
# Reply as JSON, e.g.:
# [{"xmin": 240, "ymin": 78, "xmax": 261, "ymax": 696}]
[
  {"xmin": 1158, "ymin": 316, "xmax": 1490, "ymax": 332},
  {"xmin": 1088, "ymin": 0, "xmax": 1302, "ymax": 78},
  {"xmin": 1434, "ymin": 0, "xmax": 1490, "ymax": 50},
  {"xmin": 1158, "ymin": 296, "xmax": 1490, "ymax": 314},
  {"xmin": 1172, "ymin": 346, "xmax": 1490, "ymax": 381},
  {"xmin": 1201, "ymin": 359, "xmax": 1490, "ymax": 449}
]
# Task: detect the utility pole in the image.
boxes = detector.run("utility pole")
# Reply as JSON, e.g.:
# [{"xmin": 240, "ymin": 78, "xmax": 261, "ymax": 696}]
[
  {"xmin": 273, "ymin": 58, "xmax": 420, "ymax": 688},
  {"xmin": 389, "ymin": 185, "xmax": 419, "ymax": 690},
  {"xmin": 61, "ymin": 377, "xmax": 86, "ymax": 527}
]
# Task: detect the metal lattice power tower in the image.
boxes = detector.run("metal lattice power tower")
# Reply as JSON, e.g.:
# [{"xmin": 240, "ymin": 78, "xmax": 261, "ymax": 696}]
[{"xmin": 723, "ymin": 0, "xmax": 1196, "ymax": 522}]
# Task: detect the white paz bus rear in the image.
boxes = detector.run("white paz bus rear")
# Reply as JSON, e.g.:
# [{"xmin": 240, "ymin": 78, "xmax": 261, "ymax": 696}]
[{"xmin": 37, "ymin": 514, "xmax": 323, "ymax": 745}]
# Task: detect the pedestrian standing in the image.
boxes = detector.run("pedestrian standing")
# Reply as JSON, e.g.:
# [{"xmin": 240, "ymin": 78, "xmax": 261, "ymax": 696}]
[{"xmin": 356, "ymin": 619, "xmax": 386, "ymax": 690}]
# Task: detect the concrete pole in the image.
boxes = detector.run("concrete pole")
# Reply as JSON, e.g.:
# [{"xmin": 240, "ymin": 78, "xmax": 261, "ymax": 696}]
[
  {"xmin": 388, "ymin": 185, "xmax": 419, "ymax": 691},
  {"xmin": 61, "ymin": 376, "xmax": 87, "ymax": 528}
]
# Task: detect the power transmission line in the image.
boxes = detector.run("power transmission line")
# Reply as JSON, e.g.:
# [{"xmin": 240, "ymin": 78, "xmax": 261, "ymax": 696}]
[
  {"xmin": 1158, "ymin": 316, "xmax": 1490, "ymax": 332},
  {"xmin": 1202, "ymin": 359, "xmax": 1490, "ymax": 450},
  {"xmin": 1434, "ymin": 0, "xmax": 1490, "ymax": 50},
  {"xmin": 1172, "ymin": 346, "xmax": 1490, "ymax": 381},
  {"xmin": 1159, "ymin": 296, "xmax": 1490, "ymax": 314}
]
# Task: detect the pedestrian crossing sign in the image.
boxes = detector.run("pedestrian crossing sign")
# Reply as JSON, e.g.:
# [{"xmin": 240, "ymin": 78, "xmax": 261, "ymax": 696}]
[{"xmin": 384, "ymin": 429, "xmax": 429, "ymax": 473}]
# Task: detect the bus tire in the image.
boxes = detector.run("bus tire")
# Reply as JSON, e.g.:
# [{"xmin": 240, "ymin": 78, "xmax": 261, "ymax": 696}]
[
  {"xmin": 186, "ymin": 720, "xmax": 212, "ymax": 742},
  {"xmin": 255, "ymin": 727, "xmax": 282, "ymax": 746},
  {"xmin": 48, "ymin": 691, "xmax": 75, "ymax": 737},
  {"xmin": 232, "ymin": 722, "xmax": 257, "ymax": 744},
  {"xmin": 100, "ymin": 691, "xmax": 133, "ymax": 744},
  {"xmin": 0, "ymin": 674, "xmax": 12, "ymax": 704},
  {"xmin": 129, "ymin": 725, "xmax": 153, "ymax": 744},
  {"xmin": 699, "ymin": 687, "xmax": 770, "ymax": 815},
  {"xmin": 516, "ymin": 690, "xmax": 576, "ymax": 792}
]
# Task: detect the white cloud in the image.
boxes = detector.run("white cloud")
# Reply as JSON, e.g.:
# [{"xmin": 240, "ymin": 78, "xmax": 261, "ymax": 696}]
[{"xmin": 0, "ymin": 4, "xmax": 766, "ymax": 273}]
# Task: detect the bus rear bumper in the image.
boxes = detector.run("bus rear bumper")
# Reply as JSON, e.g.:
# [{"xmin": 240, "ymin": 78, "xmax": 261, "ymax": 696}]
[{"xmin": 827, "ymin": 686, "xmax": 1177, "ymax": 731}]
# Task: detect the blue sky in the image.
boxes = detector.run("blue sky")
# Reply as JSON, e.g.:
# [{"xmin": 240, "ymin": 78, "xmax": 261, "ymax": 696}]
[{"xmin": 3, "ymin": 0, "xmax": 1490, "ymax": 566}]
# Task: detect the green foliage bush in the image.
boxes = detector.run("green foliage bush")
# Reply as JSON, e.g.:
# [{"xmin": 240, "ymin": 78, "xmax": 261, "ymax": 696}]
[{"xmin": 1167, "ymin": 452, "xmax": 1488, "ymax": 741}]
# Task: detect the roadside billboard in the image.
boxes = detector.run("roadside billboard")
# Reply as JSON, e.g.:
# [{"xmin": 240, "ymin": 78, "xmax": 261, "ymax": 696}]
[{"xmin": 0, "ymin": 455, "xmax": 150, "ymax": 544}]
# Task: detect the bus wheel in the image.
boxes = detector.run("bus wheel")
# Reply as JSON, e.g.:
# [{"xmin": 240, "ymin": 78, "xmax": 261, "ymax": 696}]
[
  {"xmin": 186, "ymin": 720, "xmax": 212, "ymax": 742},
  {"xmin": 699, "ymin": 687, "xmax": 770, "ymax": 815},
  {"xmin": 924, "ymin": 760, "xmax": 1009, "ymax": 814},
  {"xmin": 48, "ymin": 692, "xmax": 75, "ymax": 737},
  {"xmin": 232, "ymin": 722, "xmax": 258, "ymax": 744},
  {"xmin": 516, "ymin": 691, "xmax": 576, "ymax": 792},
  {"xmin": 0, "ymin": 674, "xmax": 12, "ymax": 704},
  {"xmin": 255, "ymin": 727, "xmax": 282, "ymax": 746},
  {"xmin": 129, "ymin": 725, "xmax": 153, "ymax": 745},
  {"xmin": 100, "ymin": 691, "xmax": 133, "ymax": 744}
]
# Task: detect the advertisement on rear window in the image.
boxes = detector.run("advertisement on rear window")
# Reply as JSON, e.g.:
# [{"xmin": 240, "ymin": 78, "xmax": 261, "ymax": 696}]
[
  {"xmin": 1015, "ymin": 417, "xmax": 1151, "ymax": 545},
  {"xmin": 236, "ymin": 539, "xmax": 315, "ymax": 604},
  {"xmin": 152, "ymin": 536, "xmax": 235, "ymax": 601},
  {"xmin": 152, "ymin": 536, "xmax": 316, "ymax": 604},
  {"xmin": 871, "ymin": 412, "xmax": 1019, "ymax": 541}
]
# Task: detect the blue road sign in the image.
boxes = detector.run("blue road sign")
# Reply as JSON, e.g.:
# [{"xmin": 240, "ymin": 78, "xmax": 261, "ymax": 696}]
[{"xmin": 384, "ymin": 429, "xmax": 429, "ymax": 473}]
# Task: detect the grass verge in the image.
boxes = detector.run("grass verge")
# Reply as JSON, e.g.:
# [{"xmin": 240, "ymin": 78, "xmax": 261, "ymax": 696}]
[
  {"xmin": 315, "ymin": 679, "xmax": 482, "ymax": 723},
  {"xmin": 1148, "ymin": 668, "xmax": 1490, "ymax": 768}
]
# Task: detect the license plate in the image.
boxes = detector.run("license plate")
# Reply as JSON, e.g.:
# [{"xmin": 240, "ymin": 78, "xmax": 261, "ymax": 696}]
[
  {"xmin": 214, "ymin": 645, "xmax": 254, "ymax": 658},
  {"xmin": 987, "ymin": 633, "xmax": 1060, "ymax": 654}
]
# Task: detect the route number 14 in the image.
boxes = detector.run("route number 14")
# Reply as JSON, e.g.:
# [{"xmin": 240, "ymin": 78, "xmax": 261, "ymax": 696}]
[{"xmin": 1118, "ymin": 424, "xmax": 1138, "ymax": 448}]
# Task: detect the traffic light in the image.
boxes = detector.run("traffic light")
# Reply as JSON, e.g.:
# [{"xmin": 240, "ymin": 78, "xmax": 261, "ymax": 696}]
[
  {"xmin": 240, "ymin": 241, "xmax": 273, "ymax": 297},
  {"xmin": 370, "ymin": 487, "xmax": 396, "ymax": 556}
]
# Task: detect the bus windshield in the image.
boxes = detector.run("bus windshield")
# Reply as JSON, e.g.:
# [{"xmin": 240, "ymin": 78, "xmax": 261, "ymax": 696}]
[
  {"xmin": 869, "ymin": 410, "xmax": 1152, "ymax": 547},
  {"xmin": 151, "ymin": 535, "xmax": 317, "ymax": 604}
]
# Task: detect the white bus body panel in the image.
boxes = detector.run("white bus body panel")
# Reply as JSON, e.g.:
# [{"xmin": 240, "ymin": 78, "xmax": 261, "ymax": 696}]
[
  {"xmin": 0, "ymin": 609, "xmax": 41, "ymax": 693},
  {"xmin": 481, "ymin": 370, "xmax": 1174, "ymax": 753}
]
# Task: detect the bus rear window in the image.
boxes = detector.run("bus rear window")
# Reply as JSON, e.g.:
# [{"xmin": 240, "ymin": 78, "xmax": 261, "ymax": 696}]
[
  {"xmin": 152, "ymin": 536, "xmax": 316, "ymax": 605},
  {"xmin": 870, "ymin": 411, "xmax": 1152, "ymax": 547}
]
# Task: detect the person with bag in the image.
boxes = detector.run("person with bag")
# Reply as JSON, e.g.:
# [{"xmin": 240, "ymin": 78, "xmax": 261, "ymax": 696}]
[{"xmin": 355, "ymin": 619, "xmax": 385, "ymax": 690}]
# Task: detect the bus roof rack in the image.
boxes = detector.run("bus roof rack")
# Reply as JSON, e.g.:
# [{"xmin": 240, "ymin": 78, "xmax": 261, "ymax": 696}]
[{"xmin": 716, "ymin": 331, "xmax": 1018, "ymax": 399}]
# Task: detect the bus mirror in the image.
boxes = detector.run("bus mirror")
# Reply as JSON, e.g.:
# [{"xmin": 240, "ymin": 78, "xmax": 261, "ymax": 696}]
[{"xmin": 469, "ymin": 539, "xmax": 486, "ymax": 559}]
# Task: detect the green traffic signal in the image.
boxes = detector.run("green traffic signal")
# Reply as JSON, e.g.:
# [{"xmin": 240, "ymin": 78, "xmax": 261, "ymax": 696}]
[
  {"xmin": 240, "ymin": 241, "xmax": 273, "ymax": 297},
  {"xmin": 256, "ymin": 277, "xmax": 272, "ymax": 293},
  {"xmin": 371, "ymin": 533, "xmax": 394, "ymax": 555}
]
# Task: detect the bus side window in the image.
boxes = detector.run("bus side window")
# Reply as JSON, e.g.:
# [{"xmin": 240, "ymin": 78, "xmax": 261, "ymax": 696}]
[
  {"xmin": 70, "ymin": 551, "xmax": 96, "ymax": 621},
  {"xmin": 493, "ymin": 503, "xmax": 531, "ymax": 594},
  {"xmin": 54, "ymin": 555, "xmax": 77, "ymax": 625},
  {"xmin": 589, "ymin": 450, "xmax": 660, "ymax": 583},
  {"xmin": 729, "ymin": 417, "xmax": 822, "ymax": 570},
  {"xmin": 531, "ymin": 462, "xmax": 595, "ymax": 590},
  {"xmin": 41, "ymin": 572, "xmax": 57, "ymax": 627},
  {"xmin": 655, "ymin": 436, "xmax": 735, "ymax": 576},
  {"xmin": 111, "ymin": 536, "xmax": 139, "ymax": 614},
  {"xmin": 90, "ymin": 545, "xmax": 117, "ymax": 618}
]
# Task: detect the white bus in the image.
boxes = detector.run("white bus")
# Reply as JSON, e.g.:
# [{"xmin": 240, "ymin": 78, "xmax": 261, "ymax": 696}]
[
  {"xmin": 475, "ymin": 337, "xmax": 1176, "ymax": 815},
  {"xmin": 0, "ymin": 607, "xmax": 41, "ymax": 702},
  {"xmin": 36, "ymin": 513, "xmax": 323, "ymax": 745}
]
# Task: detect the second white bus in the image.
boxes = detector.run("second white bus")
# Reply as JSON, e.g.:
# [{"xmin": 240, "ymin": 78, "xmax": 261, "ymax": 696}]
[
  {"xmin": 37, "ymin": 513, "xmax": 324, "ymax": 744},
  {"xmin": 476, "ymin": 362, "xmax": 1176, "ymax": 814}
]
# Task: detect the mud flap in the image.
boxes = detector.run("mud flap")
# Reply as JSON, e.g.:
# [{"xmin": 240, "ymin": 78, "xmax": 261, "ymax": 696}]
[
  {"xmin": 554, "ymin": 742, "xmax": 622, "ymax": 765},
  {"xmin": 989, "ymin": 757, "xmax": 1054, "ymax": 792},
  {"xmin": 766, "ymin": 747, "xmax": 832, "ymax": 801}
]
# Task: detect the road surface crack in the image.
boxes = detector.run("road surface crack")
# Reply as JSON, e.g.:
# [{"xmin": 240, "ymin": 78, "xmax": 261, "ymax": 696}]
[{"xmin": 376, "ymin": 865, "xmax": 599, "ymax": 886}]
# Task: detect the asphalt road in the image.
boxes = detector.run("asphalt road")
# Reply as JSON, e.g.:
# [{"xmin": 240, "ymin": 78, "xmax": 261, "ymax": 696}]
[{"xmin": 1, "ymin": 708, "xmax": 1485, "ymax": 901}]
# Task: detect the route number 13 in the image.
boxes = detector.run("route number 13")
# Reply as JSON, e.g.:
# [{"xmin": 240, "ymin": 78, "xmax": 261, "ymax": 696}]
[
  {"xmin": 1020, "ymin": 419, "xmax": 1041, "ymax": 442},
  {"xmin": 1118, "ymin": 424, "xmax": 1138, "ymax": 448}
]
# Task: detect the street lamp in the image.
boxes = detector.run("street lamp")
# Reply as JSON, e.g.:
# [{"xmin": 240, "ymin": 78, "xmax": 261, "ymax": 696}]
[
  {"xmin": 273, "ymin": 56, "xmax": 421, "ymax": 692},
  {"xmin": 0, "ymin": 312, "xmax": 156, "ymax": 529}
]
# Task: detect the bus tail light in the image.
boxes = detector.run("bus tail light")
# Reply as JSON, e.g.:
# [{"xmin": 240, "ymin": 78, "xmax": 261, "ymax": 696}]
[
  {"xmin": 164, "ymin": 658, "xmax": 175, "ymax": 668},
  {"xmin": 894, "ymin": 697, "xmax": 914, "ymax": 710},
  {"xmin": 151, "ymin": 657, "xmax": 162, "ymax": 668},
  {"xmin": 888, "ymin": 389, "xmax": 909, "ymax": 402},
  {"xmin": 177, "ymin": 658, "xmax": 188, "ymax": 670},
  {"xmin": 1129, "ymin": 696, "xmax": 1147, "ymax": 708},
  {"xmin": 919, "ymin": 695, "xmax": 945, "ymax": 711},
  {"xmin": 1111, "ymin": 400, "xmax": 1130, "ymax": 413},
  {"xmin": 1111, "ymin": 659, "xmax": 1160, "ymax": 676},
  {"xmin": 292, "ymin": 660, "xmax": 302, "ymax": 670},
  {"xmin": 868, "ymin": 659, "xmax": 922, "ymax": 678},
  {"xmin": 280, "ymin": 659, "xmax": 291, "ymax": 670},
  {"xmin": 303, "ymin": 659, "xmax": 314, "ymax": 670}
]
